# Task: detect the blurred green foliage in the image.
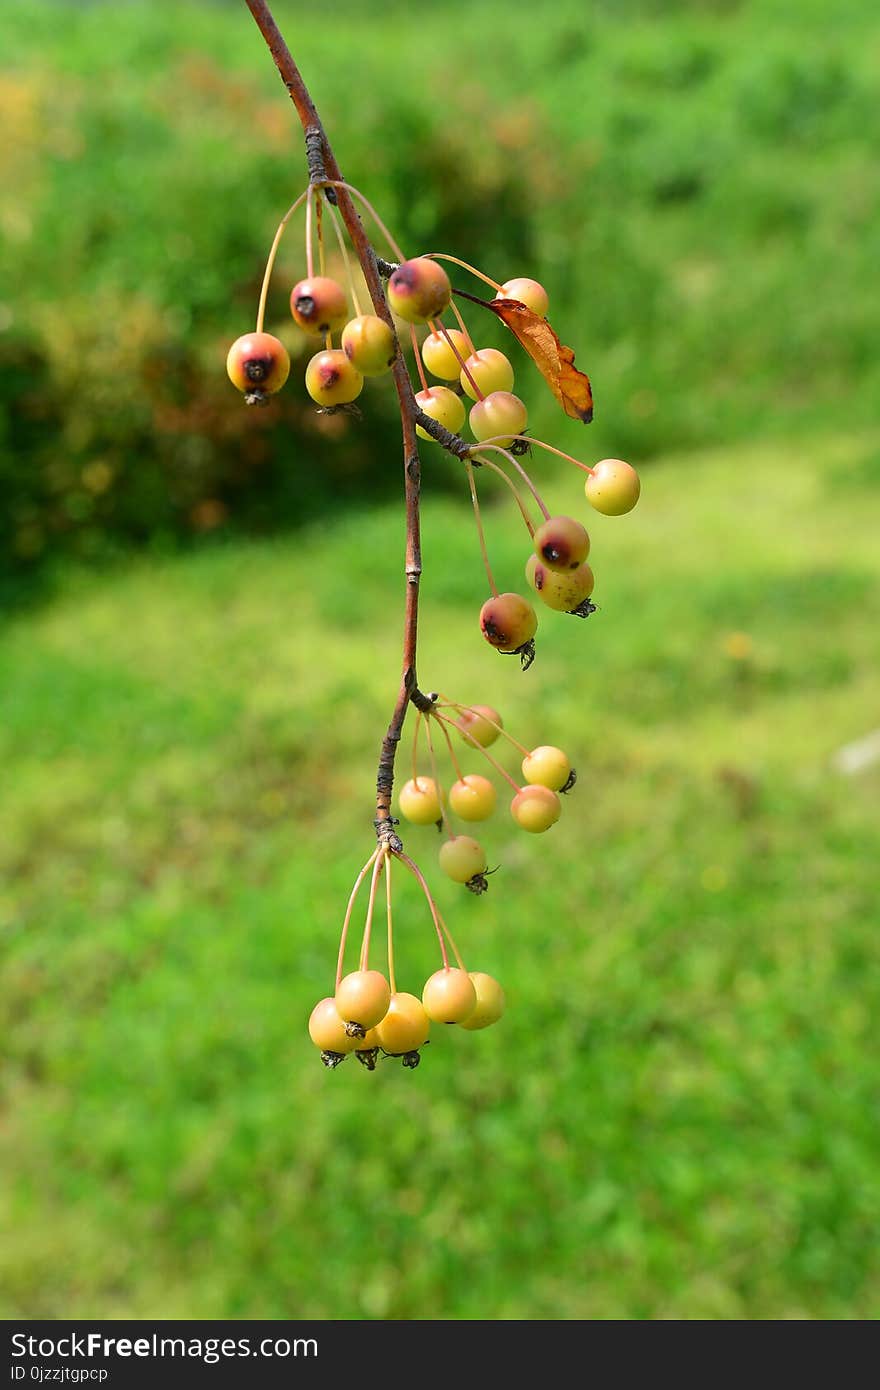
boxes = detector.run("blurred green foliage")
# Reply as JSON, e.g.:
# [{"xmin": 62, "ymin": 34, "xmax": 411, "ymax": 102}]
[{"xmin": 1, "ymin": 0, "xmax": 878, "ymax": 577}]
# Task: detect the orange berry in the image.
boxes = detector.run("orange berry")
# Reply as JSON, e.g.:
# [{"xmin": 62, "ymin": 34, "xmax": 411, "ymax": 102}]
[
  {"xmin": 422, "ymin": 967, "xmax": 477, "ymax": 1024},
  {"xmin": 375, "ymin": 993, "xmax": 430, "ymax": 1056},
  {"xmin": 308, "ymin": 997, "xmax": 359, "ymax": 1063},
  {"xmin": 335, "ymin": 970, "xmax": 391, "ymax": 1035},
  {"xmin": 226, "ymin": 332, "xmax": 290, "ymax": 396}
]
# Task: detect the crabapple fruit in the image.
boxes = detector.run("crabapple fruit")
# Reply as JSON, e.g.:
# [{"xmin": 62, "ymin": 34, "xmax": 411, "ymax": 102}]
[
  {"xmin": 458, "ymin": 972, "xmax": 506, "ymax": 1030},
  {"xmin": 388, "ymin": 257, "xmax": 452, "ymax": 323},
  {"xmin": 226, "ymin": 332, "xmax": 290, "ymax": 395},
  {"xmin": 448, "ymin": 774, "xmax": 497, "ymax": 822},
  {"xmin": 422, "ymin": 968, "xmax": 477, "ymax": 1024},
  {"xmin": 415, "ymin": 386, "xmax": 465, "ymax": 440},
  {"xmin": 496, "ymin": 278, "xmax": 549, "ymax": 316},
  {"xmin": 398, "ymin": 776, "xmax": 444, "ymax": 825},
  {"xmin": 335, "ymin": 970, "xmax": 391, "ymax": 1034},
  {"xmin": 479, "ymin": 592, "xmax": 537, "ymax": 651},
  {"xmin": 455, "ymin": 705, "xmax": 503, "ymax": 747},
  {"xmin": 304, "ymin": 349, "xmax": 364, "ymax": 406},
  {"xmin": 459, "ymin": 348, "xmax": 514, "ymax": 401},
  {"xmin": 438, "ymin": 835, "xmax": 488, "ymax": 884},
  {"xmin": 585, "ymin": 458, "xmax": 641, "ymax": 515},
  {"xmin": 533, "ymin": 516, "xmax": 590, "ymax": 572},
  {"xmin": 375, "ymin": 993, "xmax": 431, "ymax": 1055},
  {"xmin": 510, "ymin": 784, "xmax": 561, "ymax": 833},
  {"xmin": 522, "ymin": 745, "xmax": 571, "ymax": 792},
  {"xmin": 308, "ymin": 997, "xmax": 359, "ymax": 1054},
  {"xmin": 422, "ymin": 328, "xmax": 470, "ymax": 380},
  {"xmin": 290, "ymin": 276, "xmax": 348, "ymax": 335},
  {"xmin": 526, "ymin": 554, "xmax": 595, "ymax": 612},
  {"xmin": 341, "ymin": 315, "xmax": 396, "ymax": 375},
  {"xmin": 469, "ymin": 390, "xmax": 528, "ymax": 447}
]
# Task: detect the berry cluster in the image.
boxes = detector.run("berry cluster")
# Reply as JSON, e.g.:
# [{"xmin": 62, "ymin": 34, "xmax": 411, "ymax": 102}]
[
  {"xmin": 226, "ymin": 146, "xmax": 641, "ymax": 1071},
  {"xmin": 227, "ymin": 181, "xmax": 640, "ymax": 668},
  {"xmin": 398, "ymin": 699, "xmax": 574, "ymax": 895},
  {"xmin": 308, "ymin": 845, "xmax": 504, "ymax": 1070}
]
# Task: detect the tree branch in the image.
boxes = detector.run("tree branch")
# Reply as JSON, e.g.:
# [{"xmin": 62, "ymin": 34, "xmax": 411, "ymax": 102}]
[{"xmin": 244, "ymin": 0, "xmax": 425, "ymax": 847}]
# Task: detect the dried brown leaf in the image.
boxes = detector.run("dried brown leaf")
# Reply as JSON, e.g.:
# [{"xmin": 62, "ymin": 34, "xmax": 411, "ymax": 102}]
[{"xmin": 481, "ymin": 297, "xmax": 594, "ymax": 423}]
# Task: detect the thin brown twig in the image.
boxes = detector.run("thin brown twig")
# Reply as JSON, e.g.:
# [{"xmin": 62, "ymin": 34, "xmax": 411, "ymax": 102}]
[{"xmin": 244, "ymin": 0, "xmax": 423, "ymax": 848}]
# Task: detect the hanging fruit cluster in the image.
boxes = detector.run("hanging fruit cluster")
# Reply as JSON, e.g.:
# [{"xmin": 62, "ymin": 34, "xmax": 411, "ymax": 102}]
[{"xmin": 227, "ymin": 171, "xmax": 640, "ymax": 1071}]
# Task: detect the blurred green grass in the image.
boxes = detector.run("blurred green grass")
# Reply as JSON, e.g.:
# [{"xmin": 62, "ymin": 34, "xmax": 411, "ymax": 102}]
[{"xmin": 2, "ymin": 428, "xmax": 879, "ymax": 1318}]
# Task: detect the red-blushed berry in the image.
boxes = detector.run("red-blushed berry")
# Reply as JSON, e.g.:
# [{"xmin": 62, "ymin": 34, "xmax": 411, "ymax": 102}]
[
  {"xmin": 521, "ymin": 745, "xmax": 571, "ymax": 792},
  {"xmin": 510, "ymin": 784, "xmax": 561, "ymax": 833},
  {"xmin": 304, "ymin": 349, "xmax": 364, "ymax": 406},
  {"xmin": 398, "ymin": 776, "xmax": 444, "ymax": 825},
  {"xmin": 448, "ymin": 774, "xmax": 497, "ymax": 822},
  {"xmin": 458, "ymin": 972, "xmax": 506, "ymax": 1030},
  {"xmin": 226, "ymin": 333, "xmax": 290, "ymax": 396},
  {"xmin": 388, "ymin": 258, "xmax": 452, "ymax": 323},
  {"xmin": 438, "ymin": 834, "xmax": 488, "ymax": 884},
  {"xmin": 375, "ymin": 992, "xmax": 431, "ymax": 1057},
  {"xmin": 533, "ymin": 516, "xmax": 590, "ymax": 572},
  {"xmin": 290, "ymin": 276, "xmax": 348, "ymax": 335},
  {"xmin": 469, "ymin": 390, "xmax": 528, "ymax": 447},
  {"xmin": 335, "ymin": 969, "xmax": 391, "ymax": 1036},
  {"xmin": 422, "ymin": 967, "xmax": 477, "ymax": 1024},
  {"xmin": 585, "ymin": 458, "xmax": 641, "ymax": 515},
  {"xmin": 308, "ymin": 997, "xmax": 359, "ymax": 1066},
  {"xmin": 496, "ymin": 278, "xmax": 549, "ymax": 316},
  {"xmin": 455, "ymin": 704, "xmax": 503, "ymax": 747},
  {"xmin": 415, "ymin": 386, "xmax": 465, "ymax": 440},
  {"xmin": 341, "ymin": 315, "xmax": 396, "ymax": 376},
  {"xmin": 526, "ymin": 554, "xmax": 595, "ymax": 612},
  {"xmin": 422, "ymin": 328, "xmax": 470, "ymax": 380},
  {"xmin": 479, "ymin": 592, "xmax": 537, "ymax": 652},
  {"xmin": 459, "ymin": 348, "xmax": 514, "ymax": 401}
]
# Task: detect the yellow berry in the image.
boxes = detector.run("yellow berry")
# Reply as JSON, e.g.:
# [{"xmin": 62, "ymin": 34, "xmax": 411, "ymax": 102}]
[
  {"xmin": 458, "ymin": 973, "xmax": 506, "ymax": 1030},
  {"xmin": 510, "ymin": 784, "xmax": 561, "ymax": 833},
  {"xmin": 341, "ymin": 315, "xmax": 396, "ymax": 375},
  {"xmin": 521, "ymin": 745, "xmax": 571, "ymax": 792}
]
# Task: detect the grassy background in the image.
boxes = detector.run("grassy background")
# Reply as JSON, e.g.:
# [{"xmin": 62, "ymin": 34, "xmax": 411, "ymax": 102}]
[{"xmin": 1, "ymin": 0, "xmax": 879, "ymax": 1320}]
